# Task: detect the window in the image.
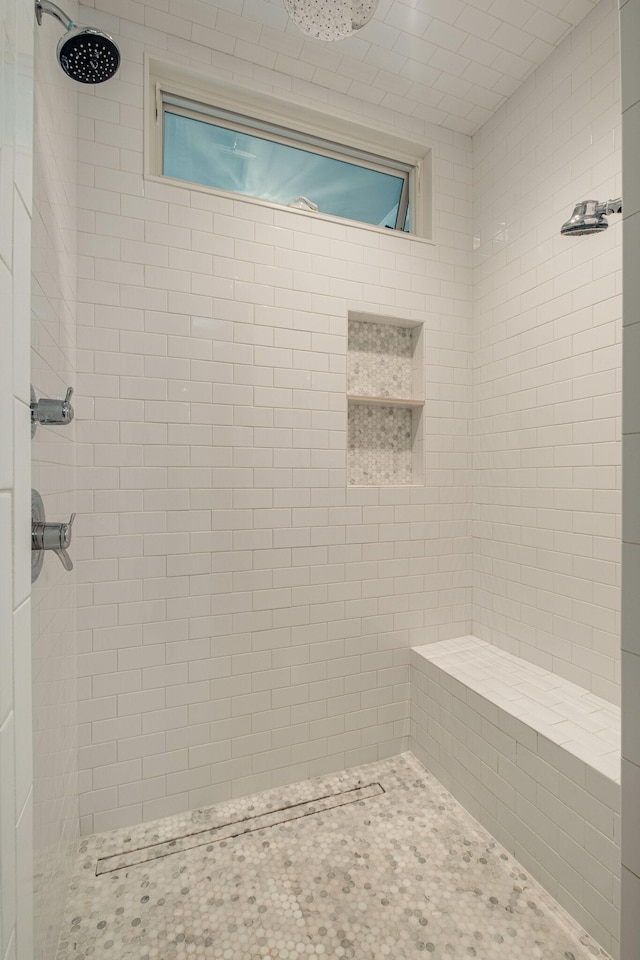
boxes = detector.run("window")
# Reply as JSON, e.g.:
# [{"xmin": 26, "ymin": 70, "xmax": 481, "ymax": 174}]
[
  {"xmin": 147, "ymin": 63, "xmax": 432, "ymax": 239},
  {"xmin": 163, "ymin": 99, "xmax": 410, "ymax": 232}
]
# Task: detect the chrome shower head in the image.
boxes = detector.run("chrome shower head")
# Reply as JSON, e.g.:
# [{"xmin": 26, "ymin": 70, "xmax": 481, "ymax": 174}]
[
  {"xmin": 57, "ymin": 26, "xmax": 120, "ymax": 83},
  {"xmin": 561, "ymin": 197, "xmax": 622, "ymax": 236},
  {"xmin": 35, "ymin": 0, "xmax": 120, "ymax": 84}
]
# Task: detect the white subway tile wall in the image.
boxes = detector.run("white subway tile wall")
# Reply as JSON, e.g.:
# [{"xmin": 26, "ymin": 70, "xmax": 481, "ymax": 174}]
[
  {"xmin": 472, "ymin": 0, "xmax": 622, "ymax": 704},
  {"xmin": 31, "ymin": 5, "xmax": 80, "ymax": 958},
  {"xmin": 74, "ymin": 2, "xmax": 473, "ymax": 832},
  {"xmin": 0, "ymin": 0, "xmax": 34, "ymax": 958},
  {"xmin": 620, "ymin": 0, "xmax": 640, "ymax": 955}
]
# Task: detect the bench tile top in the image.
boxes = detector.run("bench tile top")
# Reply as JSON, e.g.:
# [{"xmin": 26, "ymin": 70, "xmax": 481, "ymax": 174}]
[{"xmin": 412, "ymin": 635, "xmax": 620, "ymax": 783}]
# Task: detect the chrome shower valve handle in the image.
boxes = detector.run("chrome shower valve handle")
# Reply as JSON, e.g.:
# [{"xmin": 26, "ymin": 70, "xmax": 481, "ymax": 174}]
[
  {"xmin": 32, "ymin": 512, "xmax": 76, "ymax": 571},
  {"xmin": 31, "ymin": 494, "xmax": 76, "ymax": 575},
  {"xmin": 31, "ymin": 386, "xmax": 75, "ymax": 428}
]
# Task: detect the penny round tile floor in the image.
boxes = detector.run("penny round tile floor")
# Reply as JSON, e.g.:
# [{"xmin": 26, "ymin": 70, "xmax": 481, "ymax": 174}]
[{"xmin": 56, "ymin": 753, "xmax": 611, "ymax": 960}]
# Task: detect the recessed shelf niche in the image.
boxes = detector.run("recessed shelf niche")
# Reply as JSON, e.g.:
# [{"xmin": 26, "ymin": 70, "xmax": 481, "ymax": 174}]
[{"xmin": 347, "ymin": 312, "xmax": 424, "ymax": 486}]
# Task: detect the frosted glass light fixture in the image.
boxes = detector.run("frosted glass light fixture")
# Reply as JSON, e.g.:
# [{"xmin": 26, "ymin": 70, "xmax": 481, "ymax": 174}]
[{"xmin": 284, "ymin": 0, "xmax": 379, "ymax": 41}]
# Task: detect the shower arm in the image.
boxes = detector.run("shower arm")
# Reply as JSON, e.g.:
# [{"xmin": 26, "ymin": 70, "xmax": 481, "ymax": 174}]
[
  {"xmin": 597, "ymin": 198, "xmax": 623, "ymax": 216},
  {"xmin": 35, "ymin": 0, "xmax": 75, "ymax": 30}
]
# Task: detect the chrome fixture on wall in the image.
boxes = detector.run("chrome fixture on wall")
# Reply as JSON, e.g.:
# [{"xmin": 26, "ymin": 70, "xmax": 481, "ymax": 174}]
[
  {"xmin": 31, "ymin": 386, "xmax": 74, "ymax": 436},
  {"xmin": 561, "ymin": 198, "xmax": 623, "ymax": 236},
  {"xmin": 32, "ymin": 489, "xmax": 76, "ymax": 581},
  {"xmin": 35, "ymin": 0, "xmax": 120, "ymax": 83},
  {"xmin": 284, "ymin": 0, "xmax": 379, "ymax": 41}
]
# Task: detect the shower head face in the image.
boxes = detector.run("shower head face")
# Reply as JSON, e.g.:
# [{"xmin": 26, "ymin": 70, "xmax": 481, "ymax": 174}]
[
  {"xmin": 57, "ymin": 26, "xmax": 120, "ymax": 83},
  {"xmin": 560, "ymin": 200, "xmax": 608, "ymax": 236}
]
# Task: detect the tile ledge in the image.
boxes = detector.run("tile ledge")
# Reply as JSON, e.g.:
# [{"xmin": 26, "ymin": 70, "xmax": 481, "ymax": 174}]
[{"xmin": 411, "ymin": 635, "xmax": 621, "ymax": 785}]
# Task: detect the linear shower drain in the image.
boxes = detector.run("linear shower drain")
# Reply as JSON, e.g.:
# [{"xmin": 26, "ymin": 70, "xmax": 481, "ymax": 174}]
[{"xmin": 96, "ymin": 781, "xmax": 385, "ymax": 875}]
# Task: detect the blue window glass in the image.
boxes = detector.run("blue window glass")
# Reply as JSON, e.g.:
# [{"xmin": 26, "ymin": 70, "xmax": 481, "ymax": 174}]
[{"xmin": 163, "ymin": 110, "xmax": 409, "ymax": 231}]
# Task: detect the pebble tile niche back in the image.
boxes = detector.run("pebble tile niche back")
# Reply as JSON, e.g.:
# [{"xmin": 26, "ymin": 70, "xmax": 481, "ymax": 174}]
[{"xmin": 347, "ymin": 313, "xmax": 424, "ymax": 485}]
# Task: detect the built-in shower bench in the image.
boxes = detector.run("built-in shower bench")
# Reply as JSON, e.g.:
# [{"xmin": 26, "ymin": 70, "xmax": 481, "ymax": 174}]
[{"xmin": 410, "ymin": 635, "xmax": 621, "ymax": 958}]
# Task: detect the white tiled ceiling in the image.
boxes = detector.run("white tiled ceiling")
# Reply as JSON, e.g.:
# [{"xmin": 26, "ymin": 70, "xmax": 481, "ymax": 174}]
[
  {"xmin": 280, "ymin": 0, "xmax": 601, "ymax": 134},
  {"xmin": 88, "ymin": 0, "xmax": 602, "ymax": 136}
]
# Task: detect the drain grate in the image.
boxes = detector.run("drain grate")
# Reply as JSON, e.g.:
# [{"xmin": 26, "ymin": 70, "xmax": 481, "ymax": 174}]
[{"xmin": 96, "ymin": 781, "xmax": 385, "ymax": 875}]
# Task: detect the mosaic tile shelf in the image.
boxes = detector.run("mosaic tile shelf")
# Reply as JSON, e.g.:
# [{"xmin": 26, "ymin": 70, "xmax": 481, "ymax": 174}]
[
  {"xmin": 347, "ymin": 315, "xmax": 423, "ymax": 485},
  {"xmin": 56, "ymin": 753, "xmax": 610, "ymax": 960}
]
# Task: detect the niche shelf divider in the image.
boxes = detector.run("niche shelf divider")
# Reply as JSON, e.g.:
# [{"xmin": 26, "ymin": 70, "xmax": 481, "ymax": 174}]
[
  {"xmin": 347, "ymin": 312, "xmax": 424, "ymax": 486},
  {"xmin": 347, "ymin": 395, "xmax": 425, "ymax": 408}
]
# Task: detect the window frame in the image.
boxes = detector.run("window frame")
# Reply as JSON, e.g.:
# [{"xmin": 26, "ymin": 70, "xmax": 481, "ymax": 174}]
[{"xmin": 145, "ymin": 58, "xmax": 433, "ymax": 241}]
